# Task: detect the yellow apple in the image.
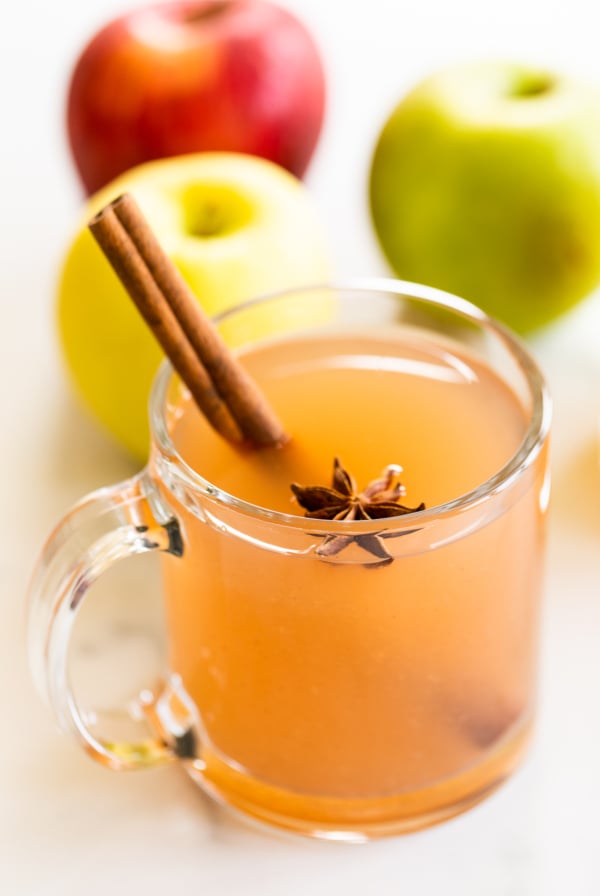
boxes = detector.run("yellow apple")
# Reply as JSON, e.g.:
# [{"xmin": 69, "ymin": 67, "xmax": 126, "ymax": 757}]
[{"xmin": 57, "ymin": 152, "xmax": 331, "ymax": 459}]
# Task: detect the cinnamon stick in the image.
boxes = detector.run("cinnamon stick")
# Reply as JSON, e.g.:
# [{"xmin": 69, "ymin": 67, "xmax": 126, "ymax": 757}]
[{"xmin": 88, "ymin": 194, "xmax": 288, "ymax": 449}]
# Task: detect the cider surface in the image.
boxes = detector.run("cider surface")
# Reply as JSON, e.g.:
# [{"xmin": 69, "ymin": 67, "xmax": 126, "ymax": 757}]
[{"xmin": 170, "ymin": 331, "xmax": 527, "ymax": 513}]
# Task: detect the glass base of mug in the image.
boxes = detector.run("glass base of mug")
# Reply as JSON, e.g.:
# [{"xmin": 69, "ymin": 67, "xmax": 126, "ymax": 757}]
[{"xmin": 182, "ymin": 716, "xmax": 533, "ymax": 841}]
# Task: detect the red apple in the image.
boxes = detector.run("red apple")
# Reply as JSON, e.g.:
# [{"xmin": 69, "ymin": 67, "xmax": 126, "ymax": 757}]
[{"xmin": 67, "ymin": 0, "xmax": 326, "ymax": 195}]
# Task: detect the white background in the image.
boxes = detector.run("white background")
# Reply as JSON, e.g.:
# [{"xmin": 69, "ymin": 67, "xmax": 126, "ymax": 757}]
[{"xmin": 2, "ymin": 0, "xmax": 600, "ymax": 893}]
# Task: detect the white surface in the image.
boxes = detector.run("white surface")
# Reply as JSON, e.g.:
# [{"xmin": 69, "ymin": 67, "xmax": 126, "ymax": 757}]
[{"xmin": 2, "ymin": 0, "xmax": 600, "ymax": 892}]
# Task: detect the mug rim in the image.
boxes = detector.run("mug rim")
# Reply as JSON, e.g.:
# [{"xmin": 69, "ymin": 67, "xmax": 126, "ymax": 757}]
[{"xmin": 148, "ymin": 277, "xmax": 551, "ymax": 534}]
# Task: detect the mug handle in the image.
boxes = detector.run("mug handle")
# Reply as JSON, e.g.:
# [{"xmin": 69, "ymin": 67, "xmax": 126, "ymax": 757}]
[{"xmin": 27, "ymin": 470, "xmax": 184, "ymax": 771}]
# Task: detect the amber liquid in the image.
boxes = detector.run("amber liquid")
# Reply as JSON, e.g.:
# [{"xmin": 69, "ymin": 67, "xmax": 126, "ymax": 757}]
[{"xmin": 158, "ymin": 329, "xmax": 547, "ymax": 836}]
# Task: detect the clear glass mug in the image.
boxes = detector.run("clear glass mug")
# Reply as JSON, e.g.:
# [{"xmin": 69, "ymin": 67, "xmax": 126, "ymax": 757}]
[{"xmin": 28, "ymin": 281, "xmax": 551, "ymax": 841}]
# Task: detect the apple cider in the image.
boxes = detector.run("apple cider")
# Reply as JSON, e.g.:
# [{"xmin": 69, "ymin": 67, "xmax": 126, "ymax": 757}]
[{"xmin": 156, "ymin": 325, "xmax": 548, "ymax": 835}]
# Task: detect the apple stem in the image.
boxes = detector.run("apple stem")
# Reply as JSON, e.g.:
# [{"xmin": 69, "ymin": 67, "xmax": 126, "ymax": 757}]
[{"xmin": 179, "ymin": 1, "xmax": 230, "ymax": 26}]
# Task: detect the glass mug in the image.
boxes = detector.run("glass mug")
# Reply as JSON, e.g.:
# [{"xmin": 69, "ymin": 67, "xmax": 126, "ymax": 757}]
[{"xmin": 28, "ymin": 281, "xmax": 551, "ymax": 840}]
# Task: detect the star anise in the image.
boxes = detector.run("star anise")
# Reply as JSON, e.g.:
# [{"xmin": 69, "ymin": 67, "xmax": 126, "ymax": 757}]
[{"xmin": 291, "ymin": 457, "xmax": 425, "ymax": 567}]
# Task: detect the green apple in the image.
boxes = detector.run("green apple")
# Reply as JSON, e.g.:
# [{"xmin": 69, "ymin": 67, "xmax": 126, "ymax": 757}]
[
  {"xmin": 58, "ymin": 152, "xmax": 331, "ymax": 460},
  {"xmin": 369, "ymin": 61, "xmax": 600, "ymax": 333}
]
